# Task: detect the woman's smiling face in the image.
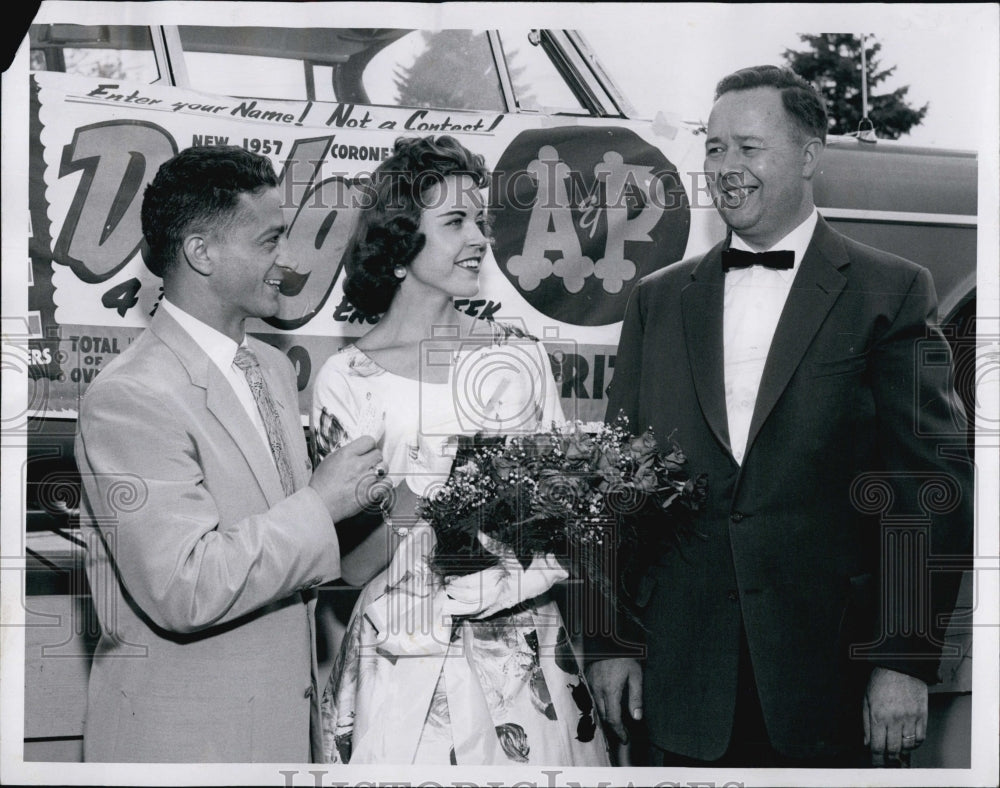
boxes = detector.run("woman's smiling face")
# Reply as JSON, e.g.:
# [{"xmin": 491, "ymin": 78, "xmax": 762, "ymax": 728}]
[{"xmin": 402, "ymin": 174, "xmax": 489, "ymax": 302}]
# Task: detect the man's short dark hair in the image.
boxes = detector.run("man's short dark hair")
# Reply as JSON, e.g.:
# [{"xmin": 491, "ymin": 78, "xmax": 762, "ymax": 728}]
[
  {"xmin": 715, "ymin": 65, "xmax": 828, "ymax": 143},
  {"xmin": 140, "ymin": 145, "xmax": 279, "ymax": 277}
]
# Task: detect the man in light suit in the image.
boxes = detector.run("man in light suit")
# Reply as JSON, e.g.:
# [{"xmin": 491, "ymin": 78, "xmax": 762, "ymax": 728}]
[
  {"xmin": 587, "ymin": 66, "xmax": 973, "ymax": 767},
  {"xmin": 76, "ymin": 146, "xmax": 384, "ymax": 762}
]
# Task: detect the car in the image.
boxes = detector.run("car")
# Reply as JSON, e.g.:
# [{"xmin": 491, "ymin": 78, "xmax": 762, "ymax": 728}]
[{"xmin": 19, "ymin": 21, "xmax": 977, "ymax": 764}]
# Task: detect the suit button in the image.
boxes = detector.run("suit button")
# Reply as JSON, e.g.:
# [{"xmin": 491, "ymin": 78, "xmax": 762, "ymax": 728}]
[
  {"xmin": 727, "ymin": 590, "xmax": 739, "ymax": 602},
  {"xmin": 304, "ymin": 685, "xmax": 314, "ymax": 699},
  {"xmin": 730, "ymin": 511, "xmax": 744, "ymax": 523}
]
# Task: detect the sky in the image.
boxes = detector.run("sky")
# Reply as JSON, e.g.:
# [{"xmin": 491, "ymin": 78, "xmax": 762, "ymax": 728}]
[{"xmin": 578, "ymin": 6, "xmax": 994, "ymax": 152}]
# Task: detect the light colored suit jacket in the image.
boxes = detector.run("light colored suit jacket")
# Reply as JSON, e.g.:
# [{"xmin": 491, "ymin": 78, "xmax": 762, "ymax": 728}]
[{"xmin": 76, "ymin": 308, "xmax": 340, "ymax": 762}]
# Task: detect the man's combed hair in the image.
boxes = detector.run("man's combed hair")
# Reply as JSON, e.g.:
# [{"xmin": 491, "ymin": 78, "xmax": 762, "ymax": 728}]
[
  {"xmin": 715, "ymin": 65, "xmax": 828, "ymax": 143},
  {"xmin": 140, "ymin": 145, "xmax": 279, "ymax": 277},
  {"xmin": 343, "ymin": 135, "xmax": 490, "ymax": 318}
]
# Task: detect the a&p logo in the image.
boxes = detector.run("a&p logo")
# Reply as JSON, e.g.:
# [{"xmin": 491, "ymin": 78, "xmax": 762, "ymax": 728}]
[{"xmin": 490, "ymin": 127, "xmax": 690, "ymax": 326}]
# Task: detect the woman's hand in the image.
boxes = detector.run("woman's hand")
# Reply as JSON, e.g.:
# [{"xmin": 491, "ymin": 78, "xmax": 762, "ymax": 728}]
[{"xmin": 441, "ymin": 545, "xmax": 568, "ymax": 619}]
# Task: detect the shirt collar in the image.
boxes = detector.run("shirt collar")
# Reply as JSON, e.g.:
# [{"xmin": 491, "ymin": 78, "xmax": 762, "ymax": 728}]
[
  {"xmin": 160, "ymin": 298, "xmax": 244, "ymax": 369},
  {"xmin": 730, "ymin": 208, "xmax": 819, "ymax": 276}
]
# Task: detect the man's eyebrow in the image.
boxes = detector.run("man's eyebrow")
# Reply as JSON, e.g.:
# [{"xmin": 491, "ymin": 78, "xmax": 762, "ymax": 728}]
[
  {"xmin": 705, "ymin": 134, "xmax": 765, "ymax": 145},
  {"xmin": 255, "ymin": 223, "xmax": 287, "ymax": 240}
]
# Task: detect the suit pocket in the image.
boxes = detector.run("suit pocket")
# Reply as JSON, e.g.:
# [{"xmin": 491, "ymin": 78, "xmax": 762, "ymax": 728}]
[
  {"xmin": 114, "ymin": 690, "xmax": 254, "ymax": 762},
  {"xmin": 802, "ymin": 353, "xmax": 868, "ymax": 379}
]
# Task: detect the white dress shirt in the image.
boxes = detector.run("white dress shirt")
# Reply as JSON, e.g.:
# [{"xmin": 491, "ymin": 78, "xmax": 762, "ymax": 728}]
[
  {"xmin": 159, "ymin": 299, "xmax": 271, "ymax": 452},
  {"xmin": 723, "ymin": 209, "xmax": 818, "ymax": 464}
]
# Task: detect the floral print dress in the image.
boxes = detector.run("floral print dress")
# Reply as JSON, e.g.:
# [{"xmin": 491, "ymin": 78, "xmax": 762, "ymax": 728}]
[{"xmin": 310, "ymin": 329, "xmax": 611, "ymax": 766}]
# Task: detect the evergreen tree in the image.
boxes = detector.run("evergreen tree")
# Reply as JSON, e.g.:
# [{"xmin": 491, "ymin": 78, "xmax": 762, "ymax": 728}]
[
  {"xmin": 782, "ymin": 33, "xmax": 927, "ymax": 140},
  {"xmin": 394, "ymin": 30, "xmax": 533, "ymax": 111}
]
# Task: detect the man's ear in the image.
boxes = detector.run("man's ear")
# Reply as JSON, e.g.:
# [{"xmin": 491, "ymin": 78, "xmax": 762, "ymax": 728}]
[
  {"xmin": 801, "ymin": 137, "xmax": 825, "ymax": 179},
  {"xmin": 182, "ymin": 234, "xmax": 213, "ymax": 276}
]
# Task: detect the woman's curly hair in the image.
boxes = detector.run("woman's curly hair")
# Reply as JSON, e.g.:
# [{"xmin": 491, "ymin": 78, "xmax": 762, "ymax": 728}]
[{"xmin": 343, "ymin": 135, "xmax": 490, "ymax": 317}]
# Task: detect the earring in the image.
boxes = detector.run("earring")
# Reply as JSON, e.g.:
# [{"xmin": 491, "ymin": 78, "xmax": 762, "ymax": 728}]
[{"xmin": 393, "ymin": 265, "xmax": 407, "ymax": 279}]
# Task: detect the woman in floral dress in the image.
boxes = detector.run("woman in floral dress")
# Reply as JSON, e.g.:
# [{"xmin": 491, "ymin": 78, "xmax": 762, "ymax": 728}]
[{"xmin": 311, "ymin": 135, "xmax": 611, "ymax": 766}]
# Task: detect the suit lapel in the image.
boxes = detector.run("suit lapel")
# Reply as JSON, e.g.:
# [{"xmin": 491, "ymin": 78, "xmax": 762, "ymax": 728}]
[
  {"xmin": 681, "ymin": 240, "xmax": 733, "ymax": 456},
  {"xmin": 744, "ymin": 217, "xmax": 849, "ymax": 456},
  {"xmin": 150, "ymin": 309, "xmax": 286, "ymax": 506}
]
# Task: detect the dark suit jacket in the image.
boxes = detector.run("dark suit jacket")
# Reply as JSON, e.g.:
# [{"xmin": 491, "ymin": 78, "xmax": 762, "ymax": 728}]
[
  {"xmin": 77, "ymin": 308, "xmax": 340, "ymax": 762},
  {"xmin": 605, "ymin": 216, "xmax": 973, "ymax": 760}
]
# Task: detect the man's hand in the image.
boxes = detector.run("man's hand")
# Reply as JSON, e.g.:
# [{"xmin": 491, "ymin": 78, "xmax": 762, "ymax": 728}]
[
  {"xmin": 864, "ymin": 667, "xmax": 928, "ymax": 766},
  {"xmin": 585, "ymin": 658, "xmax": 643, "ymax": 743},
  {"xmin": 308, "ymin": 435, "xmax": 385, "ymax": 522}
]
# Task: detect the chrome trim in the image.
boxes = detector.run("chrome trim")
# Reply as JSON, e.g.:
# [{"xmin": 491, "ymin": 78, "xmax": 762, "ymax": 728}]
[
  {"xmin": 820, "ymin": 207, "xmax": 977, "ymax": 227},
  {"xmin": 487, "ymin": 30, "xmax": 516, "ymax": 113},
  {"xmin": 146, "ymin": 25, "xmax": 171, "ymax": 84},
  {"xmin": 159, "ymin": 26, "xmax": 190, "ymax": 88},
  {"xmin": 565, "ymin": 30, "xmax": 636, "ymax": 118},
  {"xmin": 537, "ymin": 30, "xmax": 611, "ymax": 116}
]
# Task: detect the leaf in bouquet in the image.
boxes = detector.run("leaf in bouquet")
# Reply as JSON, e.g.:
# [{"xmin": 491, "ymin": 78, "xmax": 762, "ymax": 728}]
[
  {"xmin": 529, "ymin": 669, "xmax": 557, "ymax": 720},
  {"xmin": 568, "ymin": 678, "xmax": 594, "ymax": 715},
  {"xmin": 429, "ymin": 540, "xmax": 499, "ymax": 577},
  {"xmin": 427, "ymin": 502, "xmax": 501, "ymax": 577},
  {"xmin": 577, "ymin": 709, "xmax": 597, "ymax": 743},
  {"xmin": 554, "ymin": 626, "xmax": 581, "ymax": 675},
  {"xmin": 659, "ymin": 490, "xmax": 680, "ymax": 509},
  {"xmin": 689, "ymin": 473, "xmax": 709, "ymax": 508},
  {"xmin": 460, "ymin": 432, "xmax": 506, "ymax": 452}
]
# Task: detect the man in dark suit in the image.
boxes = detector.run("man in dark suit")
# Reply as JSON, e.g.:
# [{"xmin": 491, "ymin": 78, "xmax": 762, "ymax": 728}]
[
  {"xmin": 76, "ymin": 146, "xmax": 384, "ymax": 761},
  {"xmin": 586, "ymin": 65, "xmax": 973, "ymax": 767}
]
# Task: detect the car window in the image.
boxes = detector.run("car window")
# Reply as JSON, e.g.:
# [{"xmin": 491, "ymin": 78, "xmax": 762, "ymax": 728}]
[
  {"xmin": 180, "ymin": 47, "xmax": 313, "ymax": 100},
  {"xmin": 362, "ymin": 30, "xmax": 506, "ymax": 111},
  {"xmin": 28, "ymin": 24, "xmax": 160, "ymax": 83},
  {"xmin": 28, "ymin": 25, "xmax": 592, "ymax": 116},
  {"xmin": 179, "ymin": 26, "xmax": 315, "ymax": 100},
  {"xmin": 175, "ymin": 27, "xmax": 508, "ymax": 111},
  {"xmin": 497, "ymin": 30, "xmax": 587, "ymax": 114}
]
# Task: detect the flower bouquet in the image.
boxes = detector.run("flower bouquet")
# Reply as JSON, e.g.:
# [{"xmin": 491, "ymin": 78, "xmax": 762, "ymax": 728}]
[{"xmin": 417, "ymin": 413, "xmax": 708, "ymax": 617}]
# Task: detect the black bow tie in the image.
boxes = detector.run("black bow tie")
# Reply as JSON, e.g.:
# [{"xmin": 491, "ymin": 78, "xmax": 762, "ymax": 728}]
[{"xmin": 721, "ymin": 248, "xmax": 794, "ymax": 272}]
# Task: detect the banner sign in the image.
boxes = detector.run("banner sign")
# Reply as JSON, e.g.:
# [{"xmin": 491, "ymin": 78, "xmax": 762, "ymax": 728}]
[{"xmin": 28, "ymin": 72, "xmax": 722, "ymax": 422}]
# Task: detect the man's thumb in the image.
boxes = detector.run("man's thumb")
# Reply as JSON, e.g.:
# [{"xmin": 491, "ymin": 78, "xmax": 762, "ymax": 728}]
[
  {"xmin": 629, "ymin": 670, "xmax": 643, "ymax": 720},
  {"xmin": 347, "ymin": 435, "xmax": 377, "ymax": 453}
]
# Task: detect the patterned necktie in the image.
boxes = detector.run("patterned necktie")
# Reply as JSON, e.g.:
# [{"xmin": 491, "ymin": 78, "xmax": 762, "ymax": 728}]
[
  {"xmin": 233, "ymin": 346, "xmax": 296, "ymax": 497},
  {"xmin": 721, "ymin": 248, "xmax": 795, "ymax": 272}
]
